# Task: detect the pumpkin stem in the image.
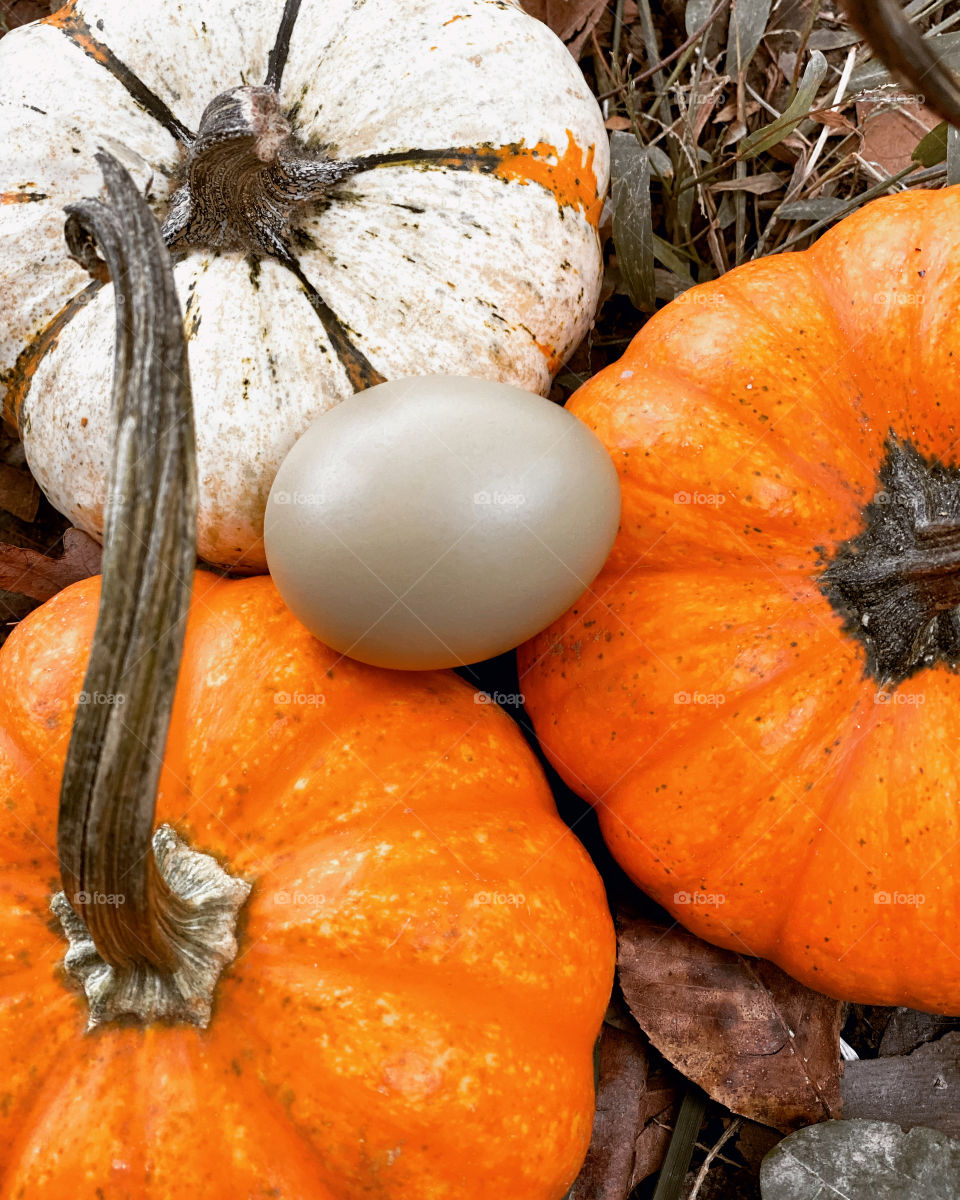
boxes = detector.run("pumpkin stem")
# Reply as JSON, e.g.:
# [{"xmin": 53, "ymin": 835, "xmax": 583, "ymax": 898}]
[
  {"xmin": 162, "ymin": 86, "xmax": 357, "ymax": 257},
  {"xmin": 842, "ymin": 0, "xmax": 960, "ymax": 128},
  {"xmin": 820, "ymin": 434, "xmax": 960, "ymax": 689},
  {"xmin": 51, "ymin": 153, "xmax": 250, "ymax": 1029}
]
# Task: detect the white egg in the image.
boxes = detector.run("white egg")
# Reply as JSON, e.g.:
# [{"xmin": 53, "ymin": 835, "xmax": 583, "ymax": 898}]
[{"xmin": 265, "ymin": 375, "xmax": 621, "ymax": 669}]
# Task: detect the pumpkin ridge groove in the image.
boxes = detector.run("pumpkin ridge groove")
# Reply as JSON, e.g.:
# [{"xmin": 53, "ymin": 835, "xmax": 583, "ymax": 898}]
[
  {"xmin": 279, "ymin": 252, "xmax": 386, "ymax": 392},
  {"xmin": 763, "ymin": 697, "xmax": 887, "ymax": 951},
  {"xmin": 199, "ymin": 1021, "xmax": 336, "ymax": 1183},
  {"xmin": 46, "ymin": 6, "xmax": 193, "ymax": 144},
  {"xmin": 354, "ymin": 143, "xmax": 527, "ymax": 174},
  {"xmin": 0, "ymin": 191, "xmax": 47, "ymax": 204},
  {"xmin": 243, "ymin": 953, "xmax": 603, "ymax": 1043},
  {"xmin": 593, "ymin": 650, "xmax": 864, "ymax": 864},
  {"xmin": 226, "ymin": 955, "xmax": 602, "ymax": 1166},
  {"xmin": 589, "ymin": 366, "xmax": 869, "ymax": 530},
  {"xmin": 264, "ymin": 0, "xmax": 304, "ymax": 92},
  {"xmin": 2, "ymin": 279, "xmax": 102, "ymax": 431},
  {"xmin": 589, "ymin": 696, "xmax": 804, "ymax": 802},
  {"xmin": 352, "ymin": 138, "xmax": 602, "ymax": 224},
  {"xmin": 0, "ymin": 1013, "xmax": 92, "ymax": 1185}
]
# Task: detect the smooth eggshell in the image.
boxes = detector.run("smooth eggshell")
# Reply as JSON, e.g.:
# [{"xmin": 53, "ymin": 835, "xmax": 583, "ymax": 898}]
[{"xmin": 264, "ymin": 375, "xmax": 621, "ymax": 668}]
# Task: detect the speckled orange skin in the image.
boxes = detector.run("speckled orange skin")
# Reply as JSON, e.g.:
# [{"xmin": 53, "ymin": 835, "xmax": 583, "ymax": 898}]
[
  {"xmin": 520, "ymin": 187, "xmax": 960, "ymax": 1014},
  {"xmin": 0, "ymin": 573, "xmax": 614, "ymax": 1199}
]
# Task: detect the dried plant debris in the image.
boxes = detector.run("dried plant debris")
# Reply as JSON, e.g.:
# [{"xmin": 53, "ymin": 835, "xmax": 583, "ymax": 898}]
[
  {"xmin": 570, "ymin": 1019, "xmax": 679, "ymax": 1198},
  {"xmin": 0, "ymin": 462, "xmax": 39, "ymax": 523},
  {"xmin": 0, "ymin": 434, "xmax": 78, "ymax": 640},
  {"xmin": 520, "ymin": 0, "xmax": 613, "ymax": 57},
  {"xmin": 526, "ymin": 0, "xmax": 960, "ymax": 405},
  {"xmin": 0, "ymin": 528, "xmax": 101, "ymax": 604},
  {"xmin": 617, "ymin": 916, "xmax": 843, "ymax": 1133},
  {"xmin": 0, "ymin": 0, "xmax": 57, "ymax": 33},
  {"xmin": 759, "ymin": 1119, "xmax": 960, "ymax": 1200},
  {"xmin": 843, "ymin": 0, "xmax": 960, "ymax": 128}
]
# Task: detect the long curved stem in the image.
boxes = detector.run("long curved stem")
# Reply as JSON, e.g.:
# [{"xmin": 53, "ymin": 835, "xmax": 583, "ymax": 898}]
[{"xmin": 57, "ymin": 151, "xmax": 197, "ymax": 970}]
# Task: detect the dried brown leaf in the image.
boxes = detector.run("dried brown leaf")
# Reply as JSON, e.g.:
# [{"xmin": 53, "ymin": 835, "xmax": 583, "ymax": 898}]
[
  {"xmin": 0, "ymin": 463, "xmax": 40, "ymax": 522},
  {"xmin": 520, "ymin": 0, "xmax": 609, "ymax": 48},
  {"xmin": 857, "ymin": 100, "xmax": 940, "ymax": 175},
  {"xmin": 0, "ymin": 528, "xmax": 101, "ymax": 601},
  {"xmin": 809, "ymin": 109, "xmax": 857, "ymax": 134},
  {"xmin": 0, "ymin": 0, "xmax": 53, "ymax": 33},
  {"xmin": 690, "ymin": 85, "xmax": 727, "ymax": 143},
  {"xmin": 714, "ymin": 100, "xmax": 762, "ymax": 123},
  {"xmin": 569, "ymin": 1021, "xmax": 678, "ymax": 1199},
  {"xmin": 711, "ymin": 171, "xmax": 784, "ymax": 193},
  {"xmin": 617, "ymin": 916, "xmax": 843, "ymax": 1132}
]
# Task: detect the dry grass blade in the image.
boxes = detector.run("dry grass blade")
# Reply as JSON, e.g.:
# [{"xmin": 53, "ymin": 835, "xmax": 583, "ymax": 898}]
[
  {"xmin": 738, "ymin": 51, "xmax": 828, "ymax": 158},
  {"xmin": 650, "ymin": 1087, "xmax": 708, "ymax": 1200},
  {"xmin": 520, "ymin": 0, "xmax": 609, "ymax": 58},
  {"xmin": 546, "ymin": 0, "xmax": 958, "ymax": 394},
  {"xmin": 725, "ymin": 0, "xmax": 771, "ymax": 75},
  {"xmin": 610, "ymin": 131, "xmax": 656, "ymax": 311},
  {"xmin": 948, "ymin": 125, "xmax": 960, "ymax": 184}
]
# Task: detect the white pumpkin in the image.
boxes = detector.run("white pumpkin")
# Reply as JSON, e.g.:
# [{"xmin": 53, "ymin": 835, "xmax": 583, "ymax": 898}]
[{"xmin": 0, "ymin": 0, "xmax": 608, "ymax": 570}]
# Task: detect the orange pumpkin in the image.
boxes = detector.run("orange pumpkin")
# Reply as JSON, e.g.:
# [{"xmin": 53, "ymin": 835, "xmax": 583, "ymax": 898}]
[
  {"xmin": 520, "ymin": 187, "xmax": 960, "ymax": 1013},
  {"xmin": 0, "ymin": 571, "xmax": 614, "ymax": 1199}
]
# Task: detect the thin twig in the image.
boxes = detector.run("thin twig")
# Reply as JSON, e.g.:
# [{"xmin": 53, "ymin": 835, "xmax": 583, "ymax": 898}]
[{"xmin": 688, "ymin": 1117, "xmax": 744, "ymax": 1200}]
